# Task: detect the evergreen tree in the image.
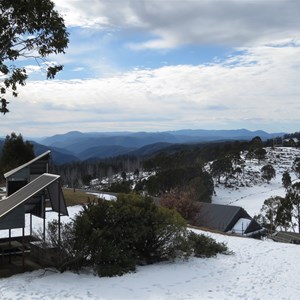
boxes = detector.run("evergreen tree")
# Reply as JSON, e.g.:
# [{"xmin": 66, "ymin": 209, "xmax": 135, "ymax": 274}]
[
  {"xmin": 276, "ymin": 196, "xmax": 293, "ymax": 231},
  {"xmin": 134, "ymin": 168, "xmax": 140, "ymax": 178},
  {"xmin": 121, "ymin": 171, "xmax": 127, "ymax": 181},
  {"xmin": 254, "ymin": 148, "xmax": 267, "ymax": 163},
  {"xmin": 261, "ymin": 164, "xmax": 276, "ymax": 183},
  {"xmin": 286, "ymin": 183, "xmax": 300, "ymax": 233},
  {"xmin": 250, "ymin": 136, "xmax": 263, "ymax": 147},
  {"xmin": 0, "ymin": 132, "xmax": 35, "ymax": 174},
  {"xmin": 257, "ymin": 196, "xmax": 292, "ymax": 233},
  {"xmin": 282, "ymin": 171, "xmax": 292, "ymax": 190},
  {"xmin": 259, "ymin": 196, "xmax": 283, "ymax": 232},
  {"xmin": 210, "ymin": 157, "xmax": 233, "ymax": 184},
  {"xmin": 293, "ymin": 158, "xmax": 300, "ymax": 179}
]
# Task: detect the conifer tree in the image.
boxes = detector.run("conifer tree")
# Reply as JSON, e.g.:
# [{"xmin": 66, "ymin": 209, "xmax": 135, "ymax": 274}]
[
  {"xmin": 261, "ymin": 164, "xmax": 276, "ymax": 183},
  {"xmin": 286, "ymin": 183, "xmax": 300, "ymax": 233},
  {"xmin": 282, "ymin": 171, "xmax": 292, "ymax": 190},
  {"xmin": 0, "ymin": 132, "xmax": 35, "ymax": 174}
]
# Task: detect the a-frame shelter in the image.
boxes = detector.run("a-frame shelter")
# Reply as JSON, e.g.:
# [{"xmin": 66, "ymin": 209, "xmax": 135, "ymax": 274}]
[
  {"xmin": 0, "ymin": 151, "xmax": 68, "ymax": 269},
  {"xmin": 4, "ymin": 150, "xmax": 51, "ymax": 196}
]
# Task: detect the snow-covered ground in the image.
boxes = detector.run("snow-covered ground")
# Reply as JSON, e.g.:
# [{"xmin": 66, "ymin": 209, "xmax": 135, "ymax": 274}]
[
  {"xmin": 1, "ymin": 147, "xmax": 300, "ymax": 299},
  {"xmin": 1, "ymin": 210, "xmax": 300, "ymax": 300},
  {"xmin": 88, "ymin": 192, "xmax": 117, "ymax": 201}
]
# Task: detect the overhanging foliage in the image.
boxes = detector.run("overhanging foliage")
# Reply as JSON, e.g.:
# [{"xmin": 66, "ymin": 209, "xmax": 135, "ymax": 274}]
[{"xmin": 0, "ymin": 0, "xmax": 69, "ymax": 113}]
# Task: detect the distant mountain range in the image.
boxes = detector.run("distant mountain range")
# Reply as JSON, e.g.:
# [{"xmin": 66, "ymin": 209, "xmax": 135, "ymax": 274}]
[
  {"xmin": 28, "ymin": 129, "xmax": 283, "ymax": 164},
  {"xmin": 0, "ymin": 129, "xmax": 285, "ymax": 165}
]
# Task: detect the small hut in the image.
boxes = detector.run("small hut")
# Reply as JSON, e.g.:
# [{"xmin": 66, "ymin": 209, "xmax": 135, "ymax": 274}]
[
  {"xmin": 193, "ymin": 202, "xmax": 264, "ymax": 237},
  {"xmin": 0, "ymin": 151, "xmax": 68, "ymax": 269},
  {"xmin": 4, "ymin": 150, "xmax": 51, "ymax": 196}
]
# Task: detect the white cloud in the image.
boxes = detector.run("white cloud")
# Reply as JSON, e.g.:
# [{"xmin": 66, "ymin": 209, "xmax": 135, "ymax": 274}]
[
  {"xmin": 1, "ymin": 41, "xmax": 299, "ymax": 136},
  {"xmin": 72, "ymin": 67, "xmax": 85, "ymax": 72},
  {"xmin": 53, "ymin": 0, "xmax": 110, "ymax": 29},
  {"xmin": 53, "ymin": 0, "xmax": 300, "ymax": 49},
  {"xmin": 25, "ymin": 65, "xmax": 43, "ymax": 75}
]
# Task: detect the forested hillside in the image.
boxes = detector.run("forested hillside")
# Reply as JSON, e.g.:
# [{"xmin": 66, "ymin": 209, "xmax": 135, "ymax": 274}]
[{"xmin": 55, "ymin": 137, "xmax": 276, "ymax": 203}]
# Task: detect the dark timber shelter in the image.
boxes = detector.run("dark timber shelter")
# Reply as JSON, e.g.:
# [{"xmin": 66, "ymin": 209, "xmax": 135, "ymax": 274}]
[
  {"xmin": 4, "ymin": 150, "xmax": 51, "ymax": 196},
  {"xmin": 0, "ymin": 151, "xmax": 68, "ymax": 270},
  {"xmin": 193, "ymin": 203, "xmax": 263, "ymax": 237}
]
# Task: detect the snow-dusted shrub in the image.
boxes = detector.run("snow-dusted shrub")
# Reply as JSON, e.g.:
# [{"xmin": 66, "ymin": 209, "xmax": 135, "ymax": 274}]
[
  {"xmin": 261, "ymin": 164, "xmax": 276, "ymax": 182},
  {"xmin": 71, "ymin": 194, "xmax": 189, "ymax": 276},
  {"xmin": 41, "ymin": 194, "xmax": 231, "ymax": 277},
  {"xmin": 33, "ymin": 220, "xmax": 83, "ymax": 273},
  {"xmin": 188, "ymin": 231, "xmax": 229, "ymax": 258}
]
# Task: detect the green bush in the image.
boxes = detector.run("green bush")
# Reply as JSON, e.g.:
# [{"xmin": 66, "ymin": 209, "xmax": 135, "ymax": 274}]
[
  {"xmin": 71, "ymin": 194, "xmax": 188, "ymax": 276},
  {"xmin": 41, "ymin": 194, "xmax": 231, "ymax": 277},
  {"xmin": 33, "ymin": 220, "xmax": 84, "ymax": 272},
  {"xmin": 188, "ymin": 231, "xmax": 229, "ymax": 258},
  {"xmin": 104, "ymin": 181, "xmax": 132, "ymax": 193}
]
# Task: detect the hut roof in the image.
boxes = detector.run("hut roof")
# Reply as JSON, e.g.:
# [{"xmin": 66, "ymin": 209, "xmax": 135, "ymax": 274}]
[
  {"xmin": 4, "ymin": 150, "xmax": 51, "ymax": 179},
  {"xmin": 193, "ymin": 202, "xmax": 262, "ymax": 235},
  {"xmin": 0, "ymin": 173, "xmax": 68, "ymax": 230}
]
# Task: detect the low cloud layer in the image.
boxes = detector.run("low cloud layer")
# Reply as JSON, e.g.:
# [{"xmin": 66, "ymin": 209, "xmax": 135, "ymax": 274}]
[
  {"xmin": 2, "ymin": 1, "xmax": 299, "ymax": 137},
  {"xmin": 2, "ymin": 42, "xmax": 300, "ymax": 136}
]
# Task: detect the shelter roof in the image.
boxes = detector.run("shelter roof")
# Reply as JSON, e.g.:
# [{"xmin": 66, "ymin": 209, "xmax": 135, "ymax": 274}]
[
  {"xmin": 0, "ymin": 173, "xmax": 68, "ymax": 219},
  {"xmin": 4, "ymin": 150, "xmax": 51, "ymax": 179},
  {"xmin": 194, "ymin": 202, "xmax": 251, "ymax": 232}
]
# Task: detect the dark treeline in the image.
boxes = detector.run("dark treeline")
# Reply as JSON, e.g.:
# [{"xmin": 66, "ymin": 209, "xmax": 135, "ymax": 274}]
[
  {"xmin": 54, "ymin": 139, "xmax": 253, "ymax": 192},
  {"xmin": 54, "ymin": 130, "xmax": 299, "ymax": 198},
  {"xmin": 283, "ymin": 132, "xmax": 300, "ymax": 140},
  {"xmin": 143, "ymin": 140, "xmax": 251, "ymax": 171},
  {"xmin": 53, "ymin": 155, "xmax": 142, "ymax": 187}
]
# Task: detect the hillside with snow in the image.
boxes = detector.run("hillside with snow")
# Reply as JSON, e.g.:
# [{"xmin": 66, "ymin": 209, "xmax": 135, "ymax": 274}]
[
  {"xmin": 212, "ymin": 147, "xmax": 300, "ymax": 217},
  {"xmin": 1, "ymin": 208, "xmax": 300, "ymax": 299},
  {"xmin": 1, "ymin": 147, "xmax": 300, "ymax": 299}
]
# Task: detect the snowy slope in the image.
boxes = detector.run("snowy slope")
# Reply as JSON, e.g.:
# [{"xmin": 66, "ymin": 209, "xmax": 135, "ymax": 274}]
[
  {"xmin": 1, "ymin": 147, "xmax": 300, "ymax": 299},
  {"xmin": 1, "ymin": 213, "xmax": 300, "ymax": 300},
  {"xmin": 212, "ymin": 147, "xmax": 300, "ymax": 216}
]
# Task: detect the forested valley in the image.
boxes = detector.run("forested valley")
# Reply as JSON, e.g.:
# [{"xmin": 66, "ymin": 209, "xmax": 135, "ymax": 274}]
[{"xmin": 53, "ymin": 136, "xmax": 279, "ymax": 203}]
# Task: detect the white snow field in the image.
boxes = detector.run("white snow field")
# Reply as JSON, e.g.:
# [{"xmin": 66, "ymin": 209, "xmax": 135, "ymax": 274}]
[
  {"xmin": 0, "ymin": 147, "xmax": 300, "ymax": 299},
  {"xmin": 1, "ymin": 222, "xmax": 300, "ymax": 300}
]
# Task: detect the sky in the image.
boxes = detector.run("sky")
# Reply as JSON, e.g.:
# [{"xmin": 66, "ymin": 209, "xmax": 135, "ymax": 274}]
[{"xmin": 1, "ymin": 0, "xmax": 300, "ymax": 138}]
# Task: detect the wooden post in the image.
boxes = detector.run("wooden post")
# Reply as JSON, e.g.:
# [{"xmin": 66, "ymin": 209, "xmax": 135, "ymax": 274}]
[
  {"xmin": 242, "ymin": 222, "xmax": 244, "ymax": 236},
  {"xmin": 43, "ymin": 194, "xmax": 46, "ymax": 242},
  {"xmin": 22, "ymin": 227, "xmax": 25, "ymax": 270},
  {"xmin": 8, "ymin": 228, "xmax": 11, "ymax": 264},
  {"xmin": 58, "ymin": 180, "xmax": 61, "ymax": 245},
  {"xmin": 30, "ymin": 213, "xmax": 32, "ymax": 237}
]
